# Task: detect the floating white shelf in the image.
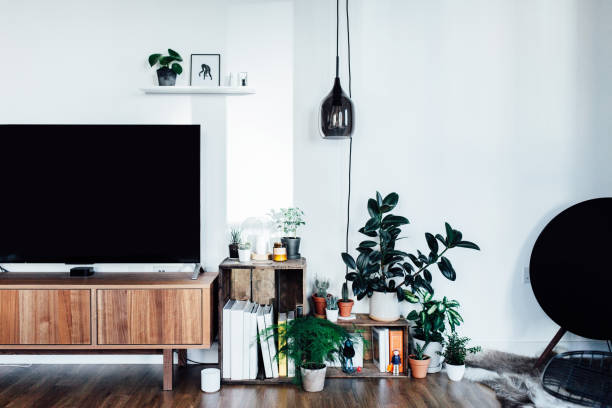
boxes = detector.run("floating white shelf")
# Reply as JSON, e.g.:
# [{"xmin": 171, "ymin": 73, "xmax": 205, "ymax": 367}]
[{"xmin": 140, "ymin": 86, "xmax": 256, "ymax": 95}]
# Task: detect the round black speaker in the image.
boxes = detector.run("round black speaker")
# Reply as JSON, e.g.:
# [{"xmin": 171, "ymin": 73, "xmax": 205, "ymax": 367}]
[{"xmin": 530, "ymin": 198, "xmax": 612, "ymax": 340}]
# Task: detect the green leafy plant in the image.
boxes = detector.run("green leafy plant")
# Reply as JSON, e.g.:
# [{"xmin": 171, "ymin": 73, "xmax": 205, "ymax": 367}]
[
  {"xmin": 269, "ymin": 208, "xmax": 305, "ymax": 238},
  {"xmin": 340, "ymin": 282, "xmax": 350, "ymax": 302},
  {"xmin": 148, "ymin": 49, "xmax": 183, "ymax": 75},
  {"xmin": 411, "ymin": 343, "xmax": 430, "ymax": 361},
  {"xmin": 260, "ymin": 316, "xmax": 353, "ymax": 383},
  {"xmin": 341, "ymin": 191, "xmax": 480, "ymax": 302},
  {"xmin": 229, "ymin": 228, "xmax": 242, "ymax": 245},
  {"xmin": 437, "ymin": 332, "xmax": 481, "ymax": 365},
  {"xmin": 407, "ymin": 291, "xmax": 463, "ymax": 343},
  {"xmin": 326, "ymin": 296, "xmax": 338, "ymax": 311},
  {"xmin": 238, "ymin": 242, "xmax": 251, "ymax": 250},
  {"xmin": 313, "ymin": 277, "xmax": 329, "ymax": 298}
]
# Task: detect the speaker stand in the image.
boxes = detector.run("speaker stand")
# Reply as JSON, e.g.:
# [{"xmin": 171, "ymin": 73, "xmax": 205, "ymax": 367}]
[{"xmin": 534, "ymin": 327, "xmax": 567, "ymax": 369}]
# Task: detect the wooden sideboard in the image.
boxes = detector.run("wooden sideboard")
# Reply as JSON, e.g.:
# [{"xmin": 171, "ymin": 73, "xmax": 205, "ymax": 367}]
[{"xmin": 0, "ymin": 271, "xmax": 218, "ymax": 390}]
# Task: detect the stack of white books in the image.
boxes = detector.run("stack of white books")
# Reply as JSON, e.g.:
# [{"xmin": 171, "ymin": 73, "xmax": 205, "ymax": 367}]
[
  {"xmin": 372, "ymin": 327, "xmax": 389, "ymax": 372},
  {"xmin": 222, "ymin": 299, "xmax": 282, "ymax": 380}
]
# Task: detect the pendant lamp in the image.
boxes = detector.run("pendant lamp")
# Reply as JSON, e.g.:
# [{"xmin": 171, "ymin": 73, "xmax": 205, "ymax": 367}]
[{"xmin": 319, "ymin": 0, "xmax": 354, "ymax": 139}]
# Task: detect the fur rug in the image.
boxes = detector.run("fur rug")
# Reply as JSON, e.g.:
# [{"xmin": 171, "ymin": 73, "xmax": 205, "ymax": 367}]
[{"xmin": 463, "ymin": 350, "xmax": 585, "ymax": 408}]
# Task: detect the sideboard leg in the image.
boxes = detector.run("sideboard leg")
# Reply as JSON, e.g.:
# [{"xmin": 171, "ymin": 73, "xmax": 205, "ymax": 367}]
[
  {"xmin": 178, "ymin": 349, "xmax": 187, "ymax": 367},
  {"xmin": 163, "ymin": 349, "xmax": 174, "ymax": 391}
]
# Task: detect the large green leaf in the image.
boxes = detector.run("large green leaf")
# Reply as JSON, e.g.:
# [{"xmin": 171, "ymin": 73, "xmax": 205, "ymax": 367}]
[
  {"xmin": 167, "ymin": 48, "xmax": 182, "ymax": 61},
  {"xmin": 455, "ymin": 241, "xmax": 480, "ymax": 250},
  {"xmin": 445, "ymin": 222, "xmax": 455, "ymax": 244},
  {"xmin": 382, "ymin": 192, "xmax": 399, "ymax": 208},
  {"xmin": 381, "ymin": 214, "xmax": 409, "ymax": 228},
  {"xmin": 425, "ymin": 232, "xmax": 438, "ymax": 254},
  {"xmin": 435, "ymin": 234, "xmax": 447, "ymax": 247},
  {"xmin": 404, "ymin": 290, "xmax": 419, "ymax": 303},
  {"xmin": 364, "ymin": 217, "xmax": 381, "ymax": 232},
  {"xmin": 359, "ymin": 240, "xmax": 377, "ymax": 248},
  {"xmin": 423, "ymin": 269, "xmax": 432, "ymax": 283},
  {"xmin": 171, "ymin": 63, "xmax": 182, "ymax": 75},
  {"xmin": 341, "ymin": 253, "xmax": 357, "ymax": 270},
  {"xmin": 358, "ymin": 227, "xmax": 377, "ymax": 237},
  {"xmin": 376, "ymin": 191, "xmax": 383, "ymax": 206},
  {"xmin": 148, "ymin": 53, "xmax": 162, "ymax": 67},
  {"xmin": 367, "ymin": 198, "xmax": 380, "ymax": 219},
  {"xmin": 396, "ymin": 286, "xmax": 405, "ymax": 301},
  {"xmin": 159, "ymin": 55, "xmax": 177, "ymax": 66},
  {"xmin": 437, "ymin": 256, "xmax": 456, "ymax": 281},
  {"xmin": 345, "ymin": 272, "xmax": 358, "ymax": 281}
]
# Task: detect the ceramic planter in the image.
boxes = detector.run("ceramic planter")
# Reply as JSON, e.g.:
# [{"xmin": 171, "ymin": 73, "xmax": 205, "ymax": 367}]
[
  {"xmin": 445, "ymin": 363, "xmax": 465, "ymax": 381},
  {"xmin": 301, "ymin": 365, "xmax": 327, "ymax": 392},
  {"xmin": 238, "ymin": 249, "xmax": 251, "ymax": 263},
  {"xmin": 412, "ymin": 337, "xmax": 443, "ymax": 373},
  {"xmin": 157, "ymin": 67, "xmax": 177, "ymax": 86},
  {"xmin": 281, "ymin": 237, "xmax": 301, "ymax": 260},
  {"xmin": 337, "ymin": 299, "xmax": 354, "ymax": 317},
  {"xmin": 326, "ymin": 308, "xmax": 338, "ymax": 323},
  {"xmin": 229, "ymin": 243, "xmax": 239, "ymax": 259},
  {"xmin": 312, "ymin": 294, "xmax": 327, "ymax": 317},
  {"xmin": 408, "ymin": 355, "xmax": 431, "ymax": 378},
  {"xmin": 369, "ymin": 291, "xmax": 400, "ymax": 322}
]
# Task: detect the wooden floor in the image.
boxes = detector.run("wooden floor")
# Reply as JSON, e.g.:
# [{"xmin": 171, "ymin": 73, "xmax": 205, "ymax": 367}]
[{"xmin": 0, "ymin": 364, "xmax": 500, "ymax": 408}]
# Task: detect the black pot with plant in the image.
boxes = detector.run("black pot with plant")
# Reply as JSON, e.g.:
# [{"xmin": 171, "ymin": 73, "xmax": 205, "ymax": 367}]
[
  {"xmin": 228, "ymin": 228, "xmax": 241, "ymax": 258},
  {"xmin": 341, "ymin": 191, "xmax": 480, "ymax": 304},
  {"xmin": 148, "ymin": 49, "xmax": 183, "ymax": 86},
  {"xmin": 270, "ymin": 207, "xmax": 305, "ymax": 260}
]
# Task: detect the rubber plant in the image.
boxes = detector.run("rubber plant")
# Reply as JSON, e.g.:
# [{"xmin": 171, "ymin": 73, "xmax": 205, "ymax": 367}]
[{"xmin": 340, "ymin": 191, "xmax": 480, "ymax": 302}]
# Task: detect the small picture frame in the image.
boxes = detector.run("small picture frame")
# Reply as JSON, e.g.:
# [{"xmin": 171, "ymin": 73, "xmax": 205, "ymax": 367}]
[{"xmin": 190, "ymin": 54, "xmax": 221, "ymax": 86}]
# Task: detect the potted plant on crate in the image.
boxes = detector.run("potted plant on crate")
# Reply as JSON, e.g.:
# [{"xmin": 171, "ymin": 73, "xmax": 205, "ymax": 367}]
[
  {"xmin": 337, "ymin": 282, "xmax": 354, "ymax": 317},
  {"xmin": 407, "ymin": 291, "xmax": 464, "ymax": 373},
  {"xmin": 260, "ymin": 316, "xmax": 353, "ymax": 392},
  {"xmin": 312, "ymin": 278, "xmax": 329, "ymax": 317},
  {"xmin": 408, "ymin": 343, "xmax": 431, "ymax": 378},
  {"xmin": 437, "ymin": 332, "xmax": 481, "ymax": 381},
  {"xmin": 238, "ymin": 242, "xmax": 251, "ymax": 263},
  {"xmin": 148, "ymin": 49, "xmax": 183, "ymax": 86},
  {"xmin": 270, "ymin": 208, "xmax": 305, "ymax": 260},
  {"xmin": 326, "ymin": 296, "xmax": 338, "ymax": 323},
  {"xmin": 228, "ymin": 228, "xmax": 241, "ymax": 258},
  {"xmin": 341, "ymin": 191, "xmax": 479, "ymax": 322}
]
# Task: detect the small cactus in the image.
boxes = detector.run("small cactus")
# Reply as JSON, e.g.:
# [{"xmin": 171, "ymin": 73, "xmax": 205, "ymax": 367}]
[
  {"xmin": 326, "ymin": 296, "xmax": 338, "ymax": 310},
  {"xmin": 341, "ymin": 282, "xmax": 350, "ymax": 301},
  {"xmin": 314, "ymin": 277, "xmax": 330, "ymax": 298}
]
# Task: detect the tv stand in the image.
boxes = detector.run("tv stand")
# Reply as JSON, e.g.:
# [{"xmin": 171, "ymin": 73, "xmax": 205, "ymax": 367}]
[
  {"xmin": 69, "ymin": 266, "xmax": 95, "ymax": 277},
  {"xmin": 0, "ymin": 270, "xmax": 218, "ymax": 391}
]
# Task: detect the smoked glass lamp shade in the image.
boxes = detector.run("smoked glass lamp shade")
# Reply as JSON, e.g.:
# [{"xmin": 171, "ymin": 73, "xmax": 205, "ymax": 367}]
[{"xmin": 319, "ymin": 78, "xmax": 354, "ymax": 139}]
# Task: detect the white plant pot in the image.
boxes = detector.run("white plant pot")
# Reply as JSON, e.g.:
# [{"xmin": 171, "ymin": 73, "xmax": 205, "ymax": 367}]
[
  {"xmin": 412, "ymin": 337, "xmax": 443, "ymax": 373},
  {"xmin": 326, "ymin": 309, "xmax": 338, "ymax": 323},
  {"xmin": 445, "ymin": 363, "xmax": 465, "ymax": 381},
  {"xmin": 369, "ymin": 291, "xmax": 400, "ymax": 322},
  {"xmin": 238, "ymin": 249, "xmax": 251, "ymax": 263},
  {"xmin": 300, "ymin": 365, "xmax": 327, "ymax": 392}
]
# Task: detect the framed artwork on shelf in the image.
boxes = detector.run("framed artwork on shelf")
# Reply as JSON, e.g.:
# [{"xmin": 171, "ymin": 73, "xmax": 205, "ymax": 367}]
[{"xmin": 190, "ymin": 54, "xmax": 221, "ymax": 86}]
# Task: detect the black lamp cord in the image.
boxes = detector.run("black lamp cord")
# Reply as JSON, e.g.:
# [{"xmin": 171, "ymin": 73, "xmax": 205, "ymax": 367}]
[{"xmin": 344, "ymin": 0, "xmax": 353, "ymax": 278}]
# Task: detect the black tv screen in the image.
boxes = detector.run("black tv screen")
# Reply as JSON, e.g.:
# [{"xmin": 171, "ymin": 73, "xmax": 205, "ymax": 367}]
[{"xmin": 0, "ymin": 125, "xmax": 200, "ymax": 264}]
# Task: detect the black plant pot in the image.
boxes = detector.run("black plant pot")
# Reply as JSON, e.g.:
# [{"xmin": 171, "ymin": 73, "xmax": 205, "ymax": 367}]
[
  {"xmin": 281, "ymin": 237, "xmax": 301, "ymax": 260},
  {"xmin": 229, "ymin": 243, "xmax": 239, "ymax": 259},
  {"xmin": 157, "ymin": 67, "xmax": 177, "ymax": 86}
]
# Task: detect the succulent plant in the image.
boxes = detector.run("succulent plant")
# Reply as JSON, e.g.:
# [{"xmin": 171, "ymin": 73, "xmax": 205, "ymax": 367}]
[
  {"xmin": 326, "ymin": 296, "xmax": 338, "ymax": 310},
  {"xmin": 313, "ymin": 277, "xmax": 330, "ymax": 298}
]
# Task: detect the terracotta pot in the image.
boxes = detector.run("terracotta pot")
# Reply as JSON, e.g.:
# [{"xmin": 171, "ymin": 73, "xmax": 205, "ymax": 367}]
[
  {"xmin": 337, "ymin": 300, "xmax": 354, "ymax": 317},
  {"xmin": 412, "ymin": 336, "xmax": 443, "ymax": 373},
  {"xmin": 408, "ymin": 355, "xmax": 431, "ymax": 378},
  {"xmin": 312, "ymin": 294, "xmax": 327, "ymax": 317}
]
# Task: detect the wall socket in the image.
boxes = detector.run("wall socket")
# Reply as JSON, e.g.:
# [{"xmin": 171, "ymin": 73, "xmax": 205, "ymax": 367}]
[{"xmin": 523, "ymin": 266, "xmax": 530, "ymax": 284}]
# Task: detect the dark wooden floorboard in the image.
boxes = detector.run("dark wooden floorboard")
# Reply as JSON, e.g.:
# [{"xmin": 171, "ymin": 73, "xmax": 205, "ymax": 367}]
[{"xmin": 0, "ymin": 365, "xmax": 499, "ymax": 408}]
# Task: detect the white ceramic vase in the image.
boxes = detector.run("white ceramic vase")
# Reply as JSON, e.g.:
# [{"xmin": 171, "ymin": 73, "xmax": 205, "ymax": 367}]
[
  {"xmin": 326, "ymin": 309, "xmax": 338, "ymax": 323},
  {"xmin": 301, "ymin": 365, "xmax": 327, "ymax": 392},
  {"xmin": 412, "ymin": 337, "xmax": 443, "ymax": 373},
  {"xmin": 445, "ymin": 363, "xmax": 465, "ymax": 381},
  {"xmin": 369, "ymin": 291, "xmax": 400, "ymax": 322},
  {"xmin": 238, "ymin": 249, "xmax": 251, "ymax": 263}
]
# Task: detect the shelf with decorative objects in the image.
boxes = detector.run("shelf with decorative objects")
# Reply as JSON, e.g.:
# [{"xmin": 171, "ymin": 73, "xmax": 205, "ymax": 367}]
[{"xmin": 140, "ymin": 86, "xmax": 256, "ymax": 95}]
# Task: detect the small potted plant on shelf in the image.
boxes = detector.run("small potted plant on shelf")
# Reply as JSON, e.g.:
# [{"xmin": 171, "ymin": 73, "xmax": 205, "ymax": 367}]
[
  {"xmin": 337, "ymin": 282, "xmax": 354, "ymax": 317},
  {"xmin": 408, "ymin": 343, "xmax": 431, "ymax": 378},
  {"xmin": 228, "ymin": 228, "xmax": 241, "ymax": 258},
  {"xmin": 148, "ymin": 49, "xmax": 183, "ymax": 86},
  {"xmin": 326, "ymin": 296, "xmax": 338, "ymax": 323},
  {"xmin": 238, "ymin": 242, "xmax": 251, "ymax": 263},
  {"xmin": 269, "ymin": 207, "xmax": 305, "ymax": 260},
  {"xmin": 260, "ymin": 316, "xmax": 353, "ymax": 392},
  {"xmin": 341, "ymin": 191, "xmax": 480, "ymax": 322},
  {"xmin": 407, "ymin": 291, "xmax": 464, "ymax": 373},
  {"xmin": 437, "ymin": 332, "xmax": 481, "ymax": 381},
  {"xmin": 312, "ymin": 278, "xmax": 329, "ymax": 317}
]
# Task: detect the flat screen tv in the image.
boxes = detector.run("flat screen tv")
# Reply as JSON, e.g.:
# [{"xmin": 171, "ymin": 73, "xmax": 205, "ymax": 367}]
[{"xmin": 0, "ymin": 125, "xmax": 200, "ymax": 264}]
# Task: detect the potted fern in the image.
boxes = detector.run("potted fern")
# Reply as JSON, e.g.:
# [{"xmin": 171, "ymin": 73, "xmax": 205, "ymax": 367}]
[
  {"xmin": 326, "ymin": 296, "xmax": 339, "ymax": 323},
  {"xmin": 260, "ymin": 317, "xmax": 353, "ymax": 392},
  {"xmin": 312, "ymin": 278, "xmax": 329, "ymax": 317},
  {"xmin": 148, "ymin": 49, "xmax": 183, "ymax": 86},
  {"xmin": 270, "ymin": 207, "xmax": 305, "ymax": 260},
  {"xmin": 438, "ymin": 332, "xmax": 481, "ymax": 381},
  {"xmin": 228, "ymin": 228, "xmax": 241, "ymax": 258}
]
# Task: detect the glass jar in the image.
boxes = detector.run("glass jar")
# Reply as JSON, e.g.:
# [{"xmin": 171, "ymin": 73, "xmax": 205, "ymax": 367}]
[{"xmin": 273, "ymin": 242, "xmax": 287, "ymax": 262}]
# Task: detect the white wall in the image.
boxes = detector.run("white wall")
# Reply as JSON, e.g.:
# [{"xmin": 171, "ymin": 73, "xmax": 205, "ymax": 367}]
[{"xmin": 294, "ymin": 0, "xmax": 612, "ymax": 355}]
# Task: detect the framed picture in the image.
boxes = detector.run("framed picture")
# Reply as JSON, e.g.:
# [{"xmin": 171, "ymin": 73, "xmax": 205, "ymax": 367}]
[{"xmin": 190, "ymin": 54, "xmax": 221, "ymax": 86}]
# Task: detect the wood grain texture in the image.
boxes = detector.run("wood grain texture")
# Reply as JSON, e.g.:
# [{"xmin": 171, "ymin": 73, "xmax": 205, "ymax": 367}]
[
  {"xmin": 220, "ymin": 257, "xmax": 306, "ymax": 270},
  {"xmin": 163, "ymin": 349, "xmax": 173, "ymax": 391},
  {"xmin": 251, "ymin": 268, "xmax": 275, "ymax": 305},
  {"xmin": 230, "ymin": 269, "xmax": 251, "ymax": 300},
  {"xmin": 97, "ymin": 289, "xmax": 202, "ymax": 345},
  {"xmin": 0, "ymin": 290, "xmax": 90, "ymax": 345},
  {"xmin": 0, "ymin": 364, "xmax": 500, "ymax": 408}
]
